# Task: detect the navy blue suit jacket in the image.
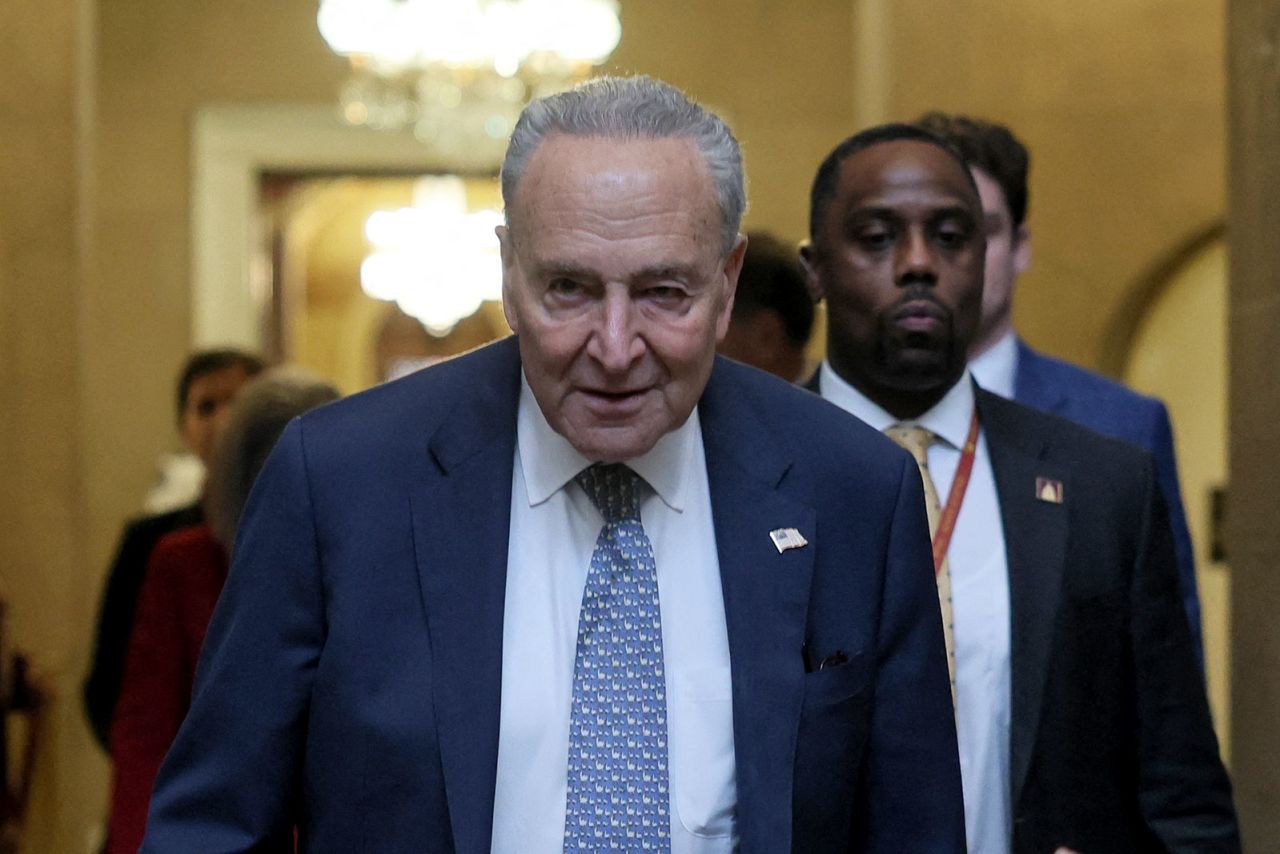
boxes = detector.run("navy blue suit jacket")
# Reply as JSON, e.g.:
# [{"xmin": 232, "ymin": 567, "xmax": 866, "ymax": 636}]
[
  {"xmin": 142, "ymin": 337, "xmax": 965, "ymax": 853},
  {"xmin": 1013, "ymin": 341, "xmax": 1202, "ymax": 664}
]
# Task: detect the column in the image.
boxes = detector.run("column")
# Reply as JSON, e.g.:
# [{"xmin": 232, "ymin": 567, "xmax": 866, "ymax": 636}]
[{"xmin": 1227, "ymin": 0, "xmax": 1280, "ymax": 845}]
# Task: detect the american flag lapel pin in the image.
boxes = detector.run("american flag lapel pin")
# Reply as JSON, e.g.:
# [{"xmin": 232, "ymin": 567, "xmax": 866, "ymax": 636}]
[
  {"xmin": 769, "ymin": 527, "xmax": 808, "ymax": 553},
  {"xmin": 1035, "ymin": 477, "xmax": 1064, "ymax": 504}
]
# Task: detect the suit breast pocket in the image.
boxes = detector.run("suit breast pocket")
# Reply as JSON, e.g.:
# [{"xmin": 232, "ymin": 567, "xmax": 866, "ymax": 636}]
[{"xmin": 801, "ymin": 652, "xmax": 872, "ymax": 709}]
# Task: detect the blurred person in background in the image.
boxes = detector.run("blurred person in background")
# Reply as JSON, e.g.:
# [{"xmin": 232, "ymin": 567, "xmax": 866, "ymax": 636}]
[
  {"xmin": 105, "ymin": 369, "xmax": 339, "ymax": 854},
  {"xmin": 916, "ymin": 111, "xmax": 1204, "ymax": 665},
  {"xmin": 84, "ymin": 348, "xmax": 264, "ymax": 750},
  {"xmin": 717, "ymin": 230, "xmax": 815, "ymax": 382}
]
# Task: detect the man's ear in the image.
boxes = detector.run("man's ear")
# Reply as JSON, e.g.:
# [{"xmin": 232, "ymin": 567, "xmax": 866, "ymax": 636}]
[
  {"xmin": 1013, "ymin": 224, "xmax": 1031, "ymax": 276},
  {"xmin": 497, "ymin": 224, "xmax": 520, "ymax": 333},
  {"xmin": 798, "ymin": 240, "xmax": 826, "ymax": 304},
  {"xmin": 714, "ymin": 233, "xmax": 749, "ymax": 342}
]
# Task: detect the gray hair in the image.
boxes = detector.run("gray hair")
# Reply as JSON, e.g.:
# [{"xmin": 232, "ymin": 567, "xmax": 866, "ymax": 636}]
[
  {"xmin": 501, "ymin": 75, "xmax": 746, "ymax": 253},
  {"xmin": 204, "ymin": 368, "xmax": 340, "ymax": 549}
]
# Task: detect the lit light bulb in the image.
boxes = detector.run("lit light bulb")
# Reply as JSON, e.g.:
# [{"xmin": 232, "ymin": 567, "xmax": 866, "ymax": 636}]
[
  {"xmin": 361, "ymin": 188, "xmax": 505, "ymax": 335},
  {"xmin": 551, "ymin": 0, "xmax": 623, "ymax": 63},
  {"xmin": 319, "ymin": 0, "xmax": 621, "ymax": 160}
]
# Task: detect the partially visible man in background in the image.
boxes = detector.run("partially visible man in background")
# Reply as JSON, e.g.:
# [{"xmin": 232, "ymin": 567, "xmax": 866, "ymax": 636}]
[
  {"xmin": 917, "ymin": 112, "xmax": 1203, "ymax": 663},
  {"xmin": 717, "ymin": 230, "xmax": 814, "ymax": 381},
  {"xmin": 83, "ymin": 348, "xmax": 264, "ymax": 749}
]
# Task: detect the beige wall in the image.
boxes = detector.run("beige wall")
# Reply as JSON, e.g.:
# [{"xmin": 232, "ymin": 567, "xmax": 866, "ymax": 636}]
[
  {"xmin": 868, "ymin": 0, "xmax": 1225, "ymax": 372},
  {"xmin": 1227, "ymin": 0, "xmax": 1280, "ymax": 844},
  {"xmin": 88, "ymin": 0, "xmax": 348, "ymax": 580},
  {"xmin": 1, "ymin": 1, "xmax": 97, "ymax": 851},
  {"xmin": 608, "ymin": 2, "xmax": 857, "ymax": 243},
  {"xmin": 1123, "ymin": 241, "xmax": 1230, "ymax": 755}
]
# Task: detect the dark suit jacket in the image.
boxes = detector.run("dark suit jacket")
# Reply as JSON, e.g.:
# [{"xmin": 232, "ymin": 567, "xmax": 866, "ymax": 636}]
[
  {"xmin": 1013, "ymin": 341, "xmax": 1203, "ymax": 665},
  {"xmin": 143, "ymin": 337, "xmax": 965, "ymax": 853},
  {"xmin": 802, "ymin": 367, "xmax": 1234, "ymax": 850},
  {"xmin": 976, "ymin": 388, "xmax": 1237, "ymax": 853}
]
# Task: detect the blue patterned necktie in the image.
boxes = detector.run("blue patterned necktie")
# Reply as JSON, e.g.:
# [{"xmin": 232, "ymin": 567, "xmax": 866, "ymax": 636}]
[{"xmin": 564, "ymin": 463, "xmax": 670, "ymax": 853}]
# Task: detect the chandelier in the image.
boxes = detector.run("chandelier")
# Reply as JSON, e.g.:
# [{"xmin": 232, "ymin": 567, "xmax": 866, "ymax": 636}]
[
  {"xmin": 317, "ymin": 0, "xmax": 622, "ymax": 159},
  {"xmin": 360, "ymin": 176, "xmax": 505, "ymax": 337}
]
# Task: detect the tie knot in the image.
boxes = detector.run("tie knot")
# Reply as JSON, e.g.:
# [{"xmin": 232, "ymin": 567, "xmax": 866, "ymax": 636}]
[
  {"xmin": 884, "ymin": 423, "xmax": 936, "ymax": 466},
  {"xmin": 575, "ymin": 463, "xmax": 643, "ymax": 523}
]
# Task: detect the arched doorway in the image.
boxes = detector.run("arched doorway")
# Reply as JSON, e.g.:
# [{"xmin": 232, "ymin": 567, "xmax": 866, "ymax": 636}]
[{"xmin": 1119, "ymin": 228, "xmax": 1230, "ymax": 758}]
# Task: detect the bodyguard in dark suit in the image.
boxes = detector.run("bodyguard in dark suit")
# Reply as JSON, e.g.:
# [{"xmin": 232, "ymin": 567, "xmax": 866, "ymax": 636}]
[
  {"xmin": 801, "ymin": 123, "xmax": 1238, "ymax": 853},
  {"xmin": 142, "ymin": 77, "xmax": 964, "ymax": 853},
  {"xmin": 916, "ymin": 112, "xmax": 1203, "ymax": 666}
]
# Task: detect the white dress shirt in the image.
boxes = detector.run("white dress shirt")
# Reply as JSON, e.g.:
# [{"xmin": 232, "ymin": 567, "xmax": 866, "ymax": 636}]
[
  {"xmin": 968, "ymin": 329, "xmax": 1020, "ymax": 400},
  {"xmin": 491, "ymin": 376, "xmax": 738, "ymax": 853},
  {"xmin": 819, "ymin": 363, "xmax": 1013, "ymax": 854}
]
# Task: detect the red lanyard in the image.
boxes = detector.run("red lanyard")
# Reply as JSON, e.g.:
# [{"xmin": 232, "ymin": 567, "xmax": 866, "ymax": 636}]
[{"xmin": 931, "ymin": 409, "xmax": 980, "ymax": 575}]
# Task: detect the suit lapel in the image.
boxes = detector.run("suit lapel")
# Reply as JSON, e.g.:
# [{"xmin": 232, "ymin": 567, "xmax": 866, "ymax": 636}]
[
  {"xmin": 700, "ymin": 363, "xmax": 815, "ymax": 852},
  {"xmin": 411, "ymin": 339, "xmax": 521, "ymax": 854},
  {"xmin": 977, "ymin": 389, "xmax": 1069, "ymax": 804}
]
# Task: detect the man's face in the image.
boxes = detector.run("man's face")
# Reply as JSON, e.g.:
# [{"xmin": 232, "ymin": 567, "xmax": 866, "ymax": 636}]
[
  {"xmin": 972, "ymin": 167, "xmax": 1030, "ymax": 352},
  {"xmin": 179, "ymin": 365, "xmax": 254, "ymax": 465},
  {"xmin": 499, "ymin": 134, "xmax": 745, "ymax": 462},
  {"xmin": 802, "ymin": 140, "xmax": 984, "ymax": 410}
]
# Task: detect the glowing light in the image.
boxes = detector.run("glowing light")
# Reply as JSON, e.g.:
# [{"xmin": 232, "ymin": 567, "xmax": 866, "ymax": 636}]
[
  {"xmin": 359, "ymin": 177, "xmax": 505, "ymax": 337},
  {"xmin": 318, "ymin": 0, "xmax": 620, "ymax": 69},
  {"xmin": 318, "ymin": 0, "xmax": 622, "ymax": 157}
]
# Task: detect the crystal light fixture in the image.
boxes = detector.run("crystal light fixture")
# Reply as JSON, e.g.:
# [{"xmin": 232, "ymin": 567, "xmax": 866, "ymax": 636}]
[
  {"xmin": 360, "ymin": 176, "xmax": 505, "ymax": 337},
  {"xmin": 317, "ymin": 0, "xmax": 621, "ymax": 161}
]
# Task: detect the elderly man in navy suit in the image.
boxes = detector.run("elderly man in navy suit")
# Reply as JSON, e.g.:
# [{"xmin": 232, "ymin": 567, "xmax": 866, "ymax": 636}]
[
  {"xmin": 802, "ymin": 122, "xmax": 1237, "ymax": 853},
  {"xmin": 916, "ymin": 113, "xmax": 1204, "ymax": 666},
  {"xmin": 141, "ymin": 77, "xmax": 965, "ymax": 853}
]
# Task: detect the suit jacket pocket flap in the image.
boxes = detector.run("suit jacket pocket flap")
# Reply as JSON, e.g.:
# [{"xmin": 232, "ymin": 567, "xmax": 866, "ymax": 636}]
[{"xmin": 801, "ymin": 651, "xmax": 870, "ymax": 709}]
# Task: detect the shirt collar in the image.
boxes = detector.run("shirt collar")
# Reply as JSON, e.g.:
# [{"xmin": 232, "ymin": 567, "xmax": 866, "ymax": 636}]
[
  {"xmin": 516, "ymin": 373, "xmax": 696, "ymax": 511},
  {"xmin": 818, "ymin": 360, "xmax": 977, "ymax": 450},
  {"xmin": 967, "ymin": 329, "xmax": 1019, "ymax": 399}
]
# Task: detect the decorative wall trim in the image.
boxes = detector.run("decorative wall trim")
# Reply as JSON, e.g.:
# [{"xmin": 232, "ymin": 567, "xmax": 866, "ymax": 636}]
[
  {"xmin": 190, "ymin": 104, "xmax": 484, "ymax": 349},
  {"xmin": 1098, "ymin": 220, "xmax": 1226, "ymax": 377}
]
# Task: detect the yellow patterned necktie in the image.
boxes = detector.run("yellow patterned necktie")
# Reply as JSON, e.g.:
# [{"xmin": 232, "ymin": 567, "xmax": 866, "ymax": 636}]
[{"xmin": 884, "ymin": 424, "xmax": 957, "ymax": 703}]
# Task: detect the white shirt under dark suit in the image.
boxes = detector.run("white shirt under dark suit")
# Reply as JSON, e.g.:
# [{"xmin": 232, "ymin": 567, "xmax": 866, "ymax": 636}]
[
  {"xmin": 819, "ymin": 363, "xmax": 1013, "ymax": 854},
  {"xmin": 491, "ymin": 376, "xmax": 739, "ymax": 853}
]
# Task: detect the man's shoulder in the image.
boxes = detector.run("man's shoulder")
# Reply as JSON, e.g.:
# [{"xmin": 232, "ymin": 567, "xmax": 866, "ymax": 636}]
[
  {"xmin": 1017, "ymin": 343, "xmax": 1164, "ymax": 418},
  {"xmin": 295, "ymin": 337, "xmax": 520, "ymax": 456},
  {"xmin": 978, "ymin": 388, "xmax": 1157, "ymax": 485},
  {"xmin": 706, "ymin": 357, "xmax": 912, "ymax": 484}
]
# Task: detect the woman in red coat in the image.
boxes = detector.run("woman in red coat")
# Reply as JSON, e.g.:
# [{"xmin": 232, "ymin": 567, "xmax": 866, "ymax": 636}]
[{"xmin": 107, "ymin": 370, "xmax": 339, "ymax": 854}]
